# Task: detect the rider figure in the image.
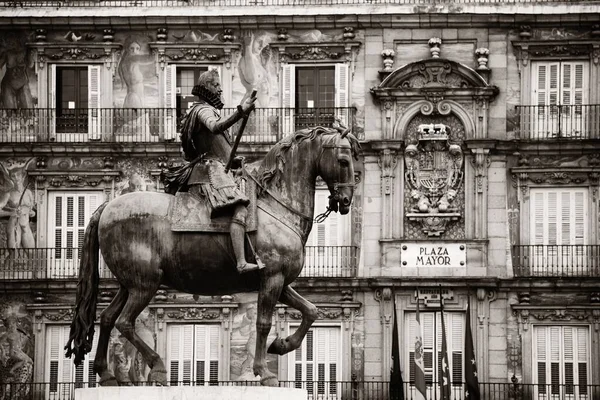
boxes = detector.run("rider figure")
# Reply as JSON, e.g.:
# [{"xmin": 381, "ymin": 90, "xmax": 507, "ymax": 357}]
[{"xmin": 179, "ymin": 69, "xmax": 259, "ymax": 274}]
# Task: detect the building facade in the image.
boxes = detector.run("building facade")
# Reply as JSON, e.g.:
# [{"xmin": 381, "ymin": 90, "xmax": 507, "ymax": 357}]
[{"xmin": 0, "ymin": 1, "xmax": 599, "ymax": 399}]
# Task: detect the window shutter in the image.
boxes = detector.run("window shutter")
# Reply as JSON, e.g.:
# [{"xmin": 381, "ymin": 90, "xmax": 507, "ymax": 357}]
[
  {"xmin": 168, "ymin": 324, "xmax": 194, "ymax": 385},
  {"xmin": 208, "ymin": 326, "xmax": 219, "ymax": 384},
  {"xmin": 164, "ymin": 64, "xmax": 177, "ymax": 140},
  {"xmin": 49, "ymin": 64, "xmax": 57, "ymax": 140},
  {"xmin": 535, "ymin": 327, "xmax": 548, "ymax": 393},
  {"xmin": 195, "ymin": 325, "xmax": 206, "ymax": 383},
  {"xmin": 334, "ymin": 63, "xmax": 349, "ymax": 126},
  {"xmin": 281, "ymin": 63, "xmax": 295, "ymax": 136},
  {"xmin": 88, "ymin": 65, "xmax": 101, "ymax": 140},
  {"xmin": 450, "ymin": 313, "xmax": 463, "ymax": 384}
]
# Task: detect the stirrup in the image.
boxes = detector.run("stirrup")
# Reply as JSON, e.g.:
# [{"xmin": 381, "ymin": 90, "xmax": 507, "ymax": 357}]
[{"xmin": 237, "ymin": 262, "xmax": 261, "ymax": 273}]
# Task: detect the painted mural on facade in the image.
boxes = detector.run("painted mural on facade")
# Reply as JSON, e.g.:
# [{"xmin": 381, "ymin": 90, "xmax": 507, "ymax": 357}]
[
  {"xmin": 0, "ymin": 159, "xmax": 36, "ymax": 264},
  {"xmin": 0, "ymin": 302, "xmax": 33, "ymax": 400},
  {"xmin": 0, "ymin": 33, "xmax": 36, "ymax": 110}
]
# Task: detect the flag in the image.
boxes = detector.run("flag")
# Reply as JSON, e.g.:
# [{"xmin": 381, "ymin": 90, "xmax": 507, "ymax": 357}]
[
  {"xmin": 464, "ymin": 297, "xmax": 481, "ymax": 400},
  {"xmin": 440, "ymin": 294, "xmax": 452, "ymax": 400},
  {"xmin": 414, "ymin": 298, "xmax": 427, "ymax": 400},
  {"xmin": 390, "ymin": 296, "xmax": 405, "ymax": 400}
]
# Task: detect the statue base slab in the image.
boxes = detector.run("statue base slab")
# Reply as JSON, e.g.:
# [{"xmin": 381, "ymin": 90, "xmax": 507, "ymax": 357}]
[{"xmin": 74, "ymin": 386, "xmax": 307, "ymax": 400}]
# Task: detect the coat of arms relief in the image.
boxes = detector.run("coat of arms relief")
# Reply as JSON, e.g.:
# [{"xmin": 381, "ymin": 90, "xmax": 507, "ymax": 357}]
[{"xmin": 405, "ymin": 123, "xmax": 464, "ymax": 236}]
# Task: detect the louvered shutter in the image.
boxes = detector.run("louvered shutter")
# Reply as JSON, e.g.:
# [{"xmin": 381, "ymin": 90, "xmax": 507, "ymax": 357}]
[
  {"xmin": 164, "ymin": 64, "xmax": 177, "ymax": 140},
  {"xmin": 561, "ymin": 62, "xmax": 588, "ymax": 137},
  {"xmin": 334, "ymin": 64, "xmax": 349, "ymax": 127},
  {"xmin": 281, "ymin": 64, "xmax": 295, "ymax": 136},
  {"xmin": 195, "ymin": 325, "xmax": 220, "ymax": 385},
  {"xmin": 450, "ymin": 313, "xmax": 464, "ymax": 386},
  {"xmin": 168, "ymin": 324, "xmax": 194, "ymax": 385},
  {"xmin": 49, "ymin": 64, "xmax": 57, "ymax": 141},
  {"xmin": 530, "ymin": 189, "xmax": 588, "ymax": 275},
  {"xmin": 532, "ymin": 62, "xmax": 560, "ymax": 138},
  {"xmin": 47, "ymin": 325, "xmax": 72, "ymax": 398},
  {"xmin": 88, "ymin": 65, "xmax": 101, "ymax": 140}
]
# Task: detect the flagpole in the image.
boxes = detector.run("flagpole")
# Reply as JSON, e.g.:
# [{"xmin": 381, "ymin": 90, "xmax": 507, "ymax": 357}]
[
  {"xmin": 414, "ymin": 290, "xmax": 427, "ymax": 400},
  {"xmin": 439, "ymin": 286, "xmax": 452, "ymax": 400}
]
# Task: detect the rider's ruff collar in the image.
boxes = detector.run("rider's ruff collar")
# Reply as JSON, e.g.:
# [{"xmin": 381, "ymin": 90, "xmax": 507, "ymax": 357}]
[{"xmin": 192, "ymin": 85, "xmax": 224, "ymax": 110}]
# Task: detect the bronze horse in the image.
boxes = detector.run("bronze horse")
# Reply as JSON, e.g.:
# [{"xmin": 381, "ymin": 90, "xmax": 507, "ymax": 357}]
[{"xmin": 65, "ymin": 127, "xmax": 360, "ymax": 386}]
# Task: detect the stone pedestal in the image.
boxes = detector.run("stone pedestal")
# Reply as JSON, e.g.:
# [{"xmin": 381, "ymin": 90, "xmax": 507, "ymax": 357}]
[{"xmin": 74, "ymin": 386, "xmax": 308, "ymax": 400}]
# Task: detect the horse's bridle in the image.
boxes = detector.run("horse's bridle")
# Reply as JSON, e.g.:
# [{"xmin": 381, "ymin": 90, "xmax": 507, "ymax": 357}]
[{"xmin": 315, "ymin": 135, "xmax": 355, "ymax": 222}]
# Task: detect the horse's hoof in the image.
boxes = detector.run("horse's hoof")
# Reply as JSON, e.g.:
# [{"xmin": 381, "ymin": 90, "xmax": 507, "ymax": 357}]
[
  {"xmin": 99, "ymin": 375, "xmax": 118, "ymax": 387},
  {"xmin": 148, "ymin": 369, "xmax": 168, "ymax": 386},
  {"xmin": 260, "ymin": 376, "xmax": 279, "ymax": 387},
  {"xmin": 267, "ymin": 337, "xmax": 286, "ymax": 355}
]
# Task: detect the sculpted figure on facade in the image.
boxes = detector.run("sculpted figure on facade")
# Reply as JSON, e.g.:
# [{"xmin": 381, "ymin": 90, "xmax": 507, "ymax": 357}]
[
  {"xmin": 0, "ymin": 162, "xmax": 35, "ymax": 250},
  {"xmin": 405, "ymin": 123, "xmax": 463, "ymax": 236},
  {"xmin": 0, "ymin": 315, "xmax": 33, "ymax": 400}
]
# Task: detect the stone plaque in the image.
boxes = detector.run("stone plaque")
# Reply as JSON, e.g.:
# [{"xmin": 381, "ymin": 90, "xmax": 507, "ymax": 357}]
[{"xmin": 401, "ymin": 242, "xmax": 466, "ymax": 267}]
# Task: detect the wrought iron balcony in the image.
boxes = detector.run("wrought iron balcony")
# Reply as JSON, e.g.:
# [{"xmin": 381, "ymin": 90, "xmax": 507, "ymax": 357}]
[
  {"xmin": 5, "ymin": 381, "xmax": 598, "ymax": 400},
  {"xmin": 512, "ymin": 244, "xmax": 600, "ymax": 277},
  {"xmin": 0, "ymin": 247, "xmax": 113, "ymax": 280},
  {"xmin": 301, "ymin": 245, "xmax": 358, "ymax": 278},
  {"xmin": 0, "ymin": 107, "xmax": 357, "ymax": 144},
  {"xmin": 515, "ymin": 104, "xmax": 600, "ymax": 140},
  {"xmin": 0, "ymin": 0, "xmax": 596, "ymax": 6}
]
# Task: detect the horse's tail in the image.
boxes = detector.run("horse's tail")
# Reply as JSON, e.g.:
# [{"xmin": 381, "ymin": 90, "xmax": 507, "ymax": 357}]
[{"xmin": 64, "ymin": 201, "xmax": 108, "ymax": 365}]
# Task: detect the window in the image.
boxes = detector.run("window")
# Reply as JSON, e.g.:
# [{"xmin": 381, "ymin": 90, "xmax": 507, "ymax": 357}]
[
  {"xmin": 47, "ymin": 191, "xmax": 104, "ymax": 278},
  {"xmin": 164, "ymin": 65, "xmax": 219, "ymax": 139},
  {"xmin": 531, "ymin": 61, "xmax": 588, "ymax": 138},
  {"xmin": 303, "ymin": 190, "xmax": 352, "ymax": 277},
  {"xmin": 529, "ymin": 188, "xmax": 588, "ymax": 275},
  {"xmin": 289, "ymin": 326, "xmax": 340, "ymax": 398},
  {"xmin": 406, "ymin": 312, "xmax": 464, "ymax": 399},
  {"xmin": 281, "ymin": 64, "xmax": 348, "ymax": 135},
  {"xmin": 533, "ymin": 326, "xmax": 590, "ymax": 399},
  {"xmin": 50, "ymin": 65, "xmax": 101, "ymax": 140},
  {"xmin": 46, "ymin": 325, "xmax": 98, "ymax": 399},
  {"xmin": 167, "ymin": 324, "xmax": 220, "ymax": 386}
]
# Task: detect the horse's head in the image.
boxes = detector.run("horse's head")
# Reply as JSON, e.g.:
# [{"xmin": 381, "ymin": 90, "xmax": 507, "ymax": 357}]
[{"xmin": 318, "ymin": 129, "xmax": 360, "ymax": 215}]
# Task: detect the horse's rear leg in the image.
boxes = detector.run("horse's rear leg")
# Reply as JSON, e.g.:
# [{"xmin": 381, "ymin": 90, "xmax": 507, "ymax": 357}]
[
  {"xmin": 115, "ymin": 285, "xmax": 166, "ymax": 385},
  {"xmin": 268, "ymin": 285, "xmax": 318, "ymax": 356},
  {"xmin": 254, "ymin": 273, "xmax": 284, "ymax": 387},
  {"xmin": 95, "ymin": 286, "xmax": 128, "ymax": 386}
]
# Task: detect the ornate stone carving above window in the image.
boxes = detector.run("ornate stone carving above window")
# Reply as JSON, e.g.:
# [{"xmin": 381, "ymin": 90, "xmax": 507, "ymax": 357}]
[
  {"xmin": 272, "ymin": 41, "xmax": 361, "ymax": 65},
  {"xmin": 149, "ymin": 42, "xmax": 242, "ymax": 70},
  {"xmin": 30, "ymin": 170, "xmax": 120, "ymax": 190},
  {"xmin": 370, "ymin": 59, "xmax": 498, "ymax": 141},
  {"xmin": 27, "ymin": 42, "xmax": 123, "ymax": 71},
  {"xmin": 512, "ymin": 40, "xmax": 600, "ymax": 67},
  {"xmin": 512, "ymin": 305, "xmax": 600, "ymax": 332},
  {"xmin": 149, "ymin": 303, "xmax": 238, "ymax": 331}
]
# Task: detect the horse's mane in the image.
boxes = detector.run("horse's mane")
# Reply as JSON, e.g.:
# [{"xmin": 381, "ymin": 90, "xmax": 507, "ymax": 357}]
[{"xmin": 256, "ymin": 126, "xmax": 361, "ymax": 190}]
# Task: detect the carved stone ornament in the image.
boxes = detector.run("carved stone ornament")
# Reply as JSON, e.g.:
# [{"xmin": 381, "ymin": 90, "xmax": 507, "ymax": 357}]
[
  {"xmin": 405, "ymin": 123, "xmax": 464, "ymax": 236},
  {"xmin": 165, "ymin": 307, "xmax": 221, "ymax": 320},
  {"xmin": 512, "ymin": 305, "xmax": 600, "ymax": 331},
  {"xmin": 31, "ymin": 170, "xmax": 120, "ymax": 189},
  {"xmin": 273, "ymin": 41, "xmax": 360, "ymax": 63},
  {"xmin": 149, "ymin": 42, "xmax": 241, "ymax": 70},
  {"xmin": 28, "ymin": 42, "xmax": 122, "ymax": 71},
  {"xmin": 512, "ymin": 41, "xmax": 599, "ymax": 67}
]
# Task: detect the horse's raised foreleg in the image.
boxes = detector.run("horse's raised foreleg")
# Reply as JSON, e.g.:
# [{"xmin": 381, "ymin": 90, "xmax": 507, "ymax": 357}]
[
  {"xmin": 254, "ymin": 272, "xmax": 284, "ymax": 387},
  {"xmin": 95, "ymin": 285, "xmax": 128, "ymax": 386},
  {"xmin": 115, "ymin": 286, "xmax": 166, "ymax": 385},
  {"xmin": 268, "ymin": 285, "xmax": 318, "ymax": 356}
]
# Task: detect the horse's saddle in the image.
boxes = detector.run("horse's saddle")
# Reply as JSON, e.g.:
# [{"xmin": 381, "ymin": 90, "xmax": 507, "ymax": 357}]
[{"xmin": 167, "ymin": 177, "xmax": 258, "ymax": 233}]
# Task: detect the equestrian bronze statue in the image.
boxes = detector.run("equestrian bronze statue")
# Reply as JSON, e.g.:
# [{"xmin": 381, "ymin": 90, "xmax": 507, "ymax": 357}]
[{"xmin": 63, "ymin": 79, "xmax": 360, "ymax": 386}]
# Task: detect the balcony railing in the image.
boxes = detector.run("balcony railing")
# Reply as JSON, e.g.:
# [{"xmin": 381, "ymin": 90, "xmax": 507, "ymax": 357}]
[
  {"xmin": 0, "ymin": 107, "xmax": 358, "ymax": 144},
  {"xmin": 0, "ymin": 247, "xmax": 113, "ymax": 280},
  {"xmin": 512, "ymin": 245, "xmax": 600, "ymax": 277},
  {"xmin": 301, "ymin": 245, "xmax": 358, "ymax": 277},
  {"xmin": 516, "ymin": 104, "xmax": 600, "ymax": 140},
  {"xmin": 0, "ymin": 0, "xmax": 597, "ymax": 6},
  {"xmin": 4, "ymin": 381, "xmax": 599, "ymax": 400}
]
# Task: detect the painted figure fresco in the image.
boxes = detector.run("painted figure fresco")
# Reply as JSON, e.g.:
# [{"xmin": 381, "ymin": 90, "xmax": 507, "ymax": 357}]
[
  {"xmin": 0, "ymin": 34, "xmax": 34, "ymax": 109},
  {"xmin": 0, "ymin": 161, "xmax": 35, "ymax": 250},
  {"xmin": 0, "ymin": 310, "xmax": 33, "ymax": 400},
  {"xmin": 115, "ymin": 36, "xmax": 157, "ymax": 135},
  {"xmin": 238, "ymin": 32, "xmax": 277, "ymax": 108},
  {"xmin": 231, "ymin": 303, "xmax": 258, "ymax": 381}
]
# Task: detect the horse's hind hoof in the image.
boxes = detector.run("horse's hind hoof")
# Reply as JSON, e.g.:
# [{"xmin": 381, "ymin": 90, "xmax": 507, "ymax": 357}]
[
  {"xmin": 148, "ymin": 369, "xmax": 168, "ymax": 386},
  {"xmin": 260, "ymin": 376, "xmax": 279, "ymax": 387},
  {"xmin": 267, "ymin": 337, "xmax": 286, "ymax": 355},
  {"xmin": 99, "ymin": 376, "xmax": 118, "ymax": 387}
]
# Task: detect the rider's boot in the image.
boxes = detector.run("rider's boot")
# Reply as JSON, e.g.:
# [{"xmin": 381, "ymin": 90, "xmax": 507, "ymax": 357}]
[{"xmin": 231, "ymin": 206, "xmax": 259, "ymax": 274}]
